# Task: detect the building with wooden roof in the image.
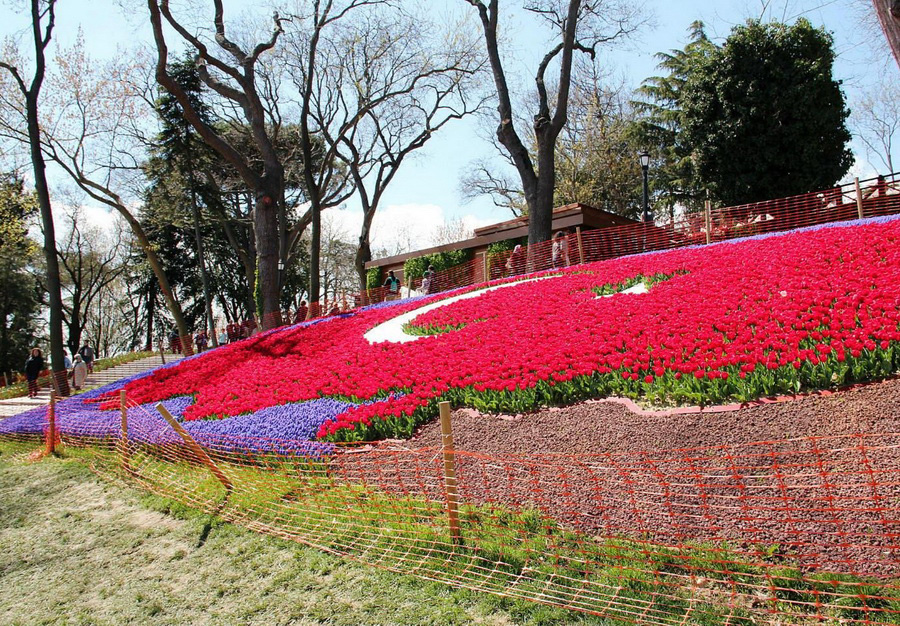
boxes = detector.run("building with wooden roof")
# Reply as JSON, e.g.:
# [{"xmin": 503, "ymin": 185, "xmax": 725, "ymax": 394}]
[{"xmin": 365, "ymin": 203, "xmax": 637, "ymax": 283}]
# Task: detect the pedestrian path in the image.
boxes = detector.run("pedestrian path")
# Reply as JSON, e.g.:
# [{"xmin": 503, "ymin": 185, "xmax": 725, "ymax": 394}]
[{"xmin": 0, "ymin": 353, "xmax": 183, "ymax": 418}]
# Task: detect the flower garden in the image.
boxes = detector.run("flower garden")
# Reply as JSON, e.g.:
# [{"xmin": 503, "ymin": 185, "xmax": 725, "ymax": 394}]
[{"xmin": 3, "ymin": 215, "xmax": 900, "ymax": 449}]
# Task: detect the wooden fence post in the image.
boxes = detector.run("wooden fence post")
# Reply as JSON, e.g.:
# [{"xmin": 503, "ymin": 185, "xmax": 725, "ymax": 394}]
[
  {"xmin": 46, "ymin": 392, "xmax": 56, "ymax": 455},
  {"xmin": 704, "ymin": 200, "xmax": 712, "ymax": 245},
  {"xmin": 439, "ymin": 401, "xmax": 463, "ymax": 545},
  {"xmin": 156, "ymin": 403, "xmax": 233, "ymax": 491},
  {"xmin": 855, "ymin": 177, "xmax": 864, "ymax": 219},
  {"xmin": 120, "ymin": 389, "xmax": 131, "ymax": 471},
  {"xmin": 575, "ymin": 227, "xmax": 585, "ymax": 265},
  {"xmin": 481, "ymin": 251, "xmax": 489, "ymax": 284}
]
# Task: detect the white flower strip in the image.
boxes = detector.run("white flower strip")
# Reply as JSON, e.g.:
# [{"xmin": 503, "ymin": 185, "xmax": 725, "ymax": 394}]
[{"xmin": 365, "ymin": 275, "xmax": 647, "ymax": 344}]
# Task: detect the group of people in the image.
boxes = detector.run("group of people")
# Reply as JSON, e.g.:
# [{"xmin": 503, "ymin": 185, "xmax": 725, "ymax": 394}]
[
  {"xmin": 380, "ymin": 264, "xmax": 435, "ymax": 300},
  {"xmin": 224, "ymin": 320, "xmax": 258, "ymax": 344},
  {"xmin": 23, "ymin": 343, "xmax": 95, "ymax": 397}
]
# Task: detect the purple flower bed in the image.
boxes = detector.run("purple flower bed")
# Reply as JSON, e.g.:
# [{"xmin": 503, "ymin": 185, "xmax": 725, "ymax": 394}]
[{"xmin": 0, "ymin": 379, "xmax": 352, "ymax": 458}]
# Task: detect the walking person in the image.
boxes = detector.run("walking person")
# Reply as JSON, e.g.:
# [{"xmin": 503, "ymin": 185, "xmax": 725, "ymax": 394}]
[
  {"xmin": 169, "ymin": 329, "xmax": 181, "ymax": 354},
  {"xmin": 505, "ymin": 244, "xmax": 525, "ymax": 277},
  {"xmin": 294, "ymin": 300, "xmax": 308, "ymax": 324},
  {"xmin": 78, "ymin": 342, "xmax": 95, "ymax": 374},
  {"xmin": 383, "ymin": 270, "xmax": 401, "ymax": 301},
  {"xmin": 422, "ymin": 265, "xmax": 436, "ymax": 294},
  {"xmin": 71, "ymin": 354, "xmax": 88, "ymax": 391},
  {"xmin": 194, "ymin": 330, "xmax": 208, "ymax": 353},
  {"xmin": 552, "ymin": 231, "xmax": 570, "ymax": 269},
  {"xmin": 24, "ymin": 348, "xmax": 44, "ymax": 398}
]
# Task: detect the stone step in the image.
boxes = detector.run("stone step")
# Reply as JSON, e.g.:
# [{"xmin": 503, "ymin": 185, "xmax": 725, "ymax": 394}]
[{"xmin": 0, "ymin": 354, "xmax": 184, "ymax": 420}]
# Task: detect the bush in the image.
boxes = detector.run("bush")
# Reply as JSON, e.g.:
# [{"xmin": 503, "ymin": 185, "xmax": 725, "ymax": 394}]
[
  {"xmin": 403, "ymin": 249, "xmax": 473, "ymax": 282},
  {"xmin": 366, "ymin": 267, "xmax": 381, "ymax": 291}
]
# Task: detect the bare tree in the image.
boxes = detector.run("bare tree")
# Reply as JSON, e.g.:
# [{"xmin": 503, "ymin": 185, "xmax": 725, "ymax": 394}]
[
  {"xmin": 146, "ymin": 0, "xmax": 288, "ymax": 329},
  {"xmin": 0, "ymin": 40, "xmax": 196, "ymax": 352},
  {"xmin": 461, "ymin": 0, "xmax": 643, "ymax": 246},
  {"xmin": 56, "ymin": 203, "xmax": 127, "ymax": 357},
  {"xmin": 852, "ymin": 79, "xmax": 900, "ymax": 173},
  {"xmin": 301, "ymin": 6, "xmax": 487, "ymax": 291},
  {"xmin": 284, "ymin": 0, "xmax": 377, "ymax": 316},
  {"xmin": 319, "ymin": 213, "xmax": 358, "ymax": 305},
  {"xmin": 553, "ymin": 64, "xmax": 643, "ymax": 216},
  {"xmin": 430, "ymin": 217, "xmax": 475, "ymax": 246},
  {"xmin": 460, "ymin": 156, "xmax": 526, "ymax": 215},
  {"xmin": 0, "ymin": 0, "xmax": 69, "ymax": 393}
]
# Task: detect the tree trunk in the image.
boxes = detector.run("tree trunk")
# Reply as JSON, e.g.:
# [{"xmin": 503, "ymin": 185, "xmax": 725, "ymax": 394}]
[
  {"xmin": 116, "ymin": 209, "xmax": 193, "ymax": 355},
  {"xmin": 355, "ymin": 207, "xmax": 377, "ymax": 293},
  {"xmin": 255, "ymin": 181, "xmax": 282, "ymax": 329},
  {"xmin": 874, "ymin": 0, "xmax": 900, "ymax": 68},
  {"xmin": 528, "ymin": 141, "xmax": 557, "ymax": 246},
  {"xmin": 145, "ymin": 280, "xmax": 155, "ymax": 351},
  {"xmin": 26, "ymin": 93, "xmax": 69, "ymax": 396},
  {"xmin": 308, "ymin": 202, "xmax": 321, "ymax": 318}
]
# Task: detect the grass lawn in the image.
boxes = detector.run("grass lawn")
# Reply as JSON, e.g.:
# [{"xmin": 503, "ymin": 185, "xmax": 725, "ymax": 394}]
[{"xmin": 0, "ymin": 442, "xmax": 613, "ymax": 626}]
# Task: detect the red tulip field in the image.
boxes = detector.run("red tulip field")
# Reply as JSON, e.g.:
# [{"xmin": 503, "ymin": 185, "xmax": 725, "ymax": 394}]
[
  {"xmin": 101, "ymin": 216, "xmax": 900, "ymax": 442},
  {"xmin": 4, "ymin": 215, "xmax": 900, "ymax": 624}
]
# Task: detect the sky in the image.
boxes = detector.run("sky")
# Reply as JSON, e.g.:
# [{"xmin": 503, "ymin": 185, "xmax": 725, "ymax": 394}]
[{"xmin": 2, "ymin": 0, "xmax": 898, "ymax": 251}]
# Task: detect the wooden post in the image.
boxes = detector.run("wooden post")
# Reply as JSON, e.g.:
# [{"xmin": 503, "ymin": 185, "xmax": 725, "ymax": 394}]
[
  {"xmin": 158, "ymin": 338, "xmax": 166, "ymax": 365},
  {"xmin": 439, "ymin": 401, "xmax": 463, "ymax": 545},
  {"xmin": 855, "ymin": 177, "xmax": 864, "ymax": 219},
  {"xmin": 704, "ymin": 200, "xmax": 712, "ymax": 245},
  {"xmin": 46, "ymin": 392, "xmax": 56, "ymax": 455},
  {"xmin": 1, "ymin": 372, "xmax": 7, "ymax": 387},
  {"xmin": 49, "ymin": 369, "xmax": 62, "ymax": 398},
  {"xmin": 156, "ymin": 403, "xmax": 233, "ymax": 491},
  {"xmin": 575, "ymin": 227, "xmax": 585, "ymax": 265},
  {"xmin": 481, "ymin": 251, "xmax": 488, "ymax": 284},
  {"xmin": 120, "ymin": 389, "xmax": 131, "ymax": 471}
]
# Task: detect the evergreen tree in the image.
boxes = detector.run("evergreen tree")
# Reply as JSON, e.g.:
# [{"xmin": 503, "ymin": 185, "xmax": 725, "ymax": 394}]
[
  {"xmin": 680, "ymin": 19, "xmax": 853, "ymax": 206},
  {"xmin": 0, "ymin": 174, "xmax": 41, "ymax": 379},
  {"xmin": 151, "ymin": 54, "xmax": 219, "ymax": 339},
  {"xmin": 631, "ymin": 21, "xmax": 716, "ymax": 213}
]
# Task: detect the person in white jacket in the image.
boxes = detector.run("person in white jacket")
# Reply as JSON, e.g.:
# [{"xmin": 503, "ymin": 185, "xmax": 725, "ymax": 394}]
[{"xmin": 72, "ymin": 354, "xmax": 88, "ymax": 390}]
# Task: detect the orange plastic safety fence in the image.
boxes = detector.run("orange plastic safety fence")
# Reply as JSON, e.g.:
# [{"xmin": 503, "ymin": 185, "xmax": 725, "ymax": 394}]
[{"xmin": 8, "ymin": 397, "xmax": 900, "ymax": 624}]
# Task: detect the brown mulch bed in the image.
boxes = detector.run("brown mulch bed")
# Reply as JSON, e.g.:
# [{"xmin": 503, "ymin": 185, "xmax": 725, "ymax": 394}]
[
  {"xmin": 404, "ymin": 378, "xmax": 900, "ymax": 455},
  {"xmin": 335, "ymin": 378, "xmax": 900, "ymax": 577}
]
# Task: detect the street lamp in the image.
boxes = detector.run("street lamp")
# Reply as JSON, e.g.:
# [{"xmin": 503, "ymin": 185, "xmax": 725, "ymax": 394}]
[
  {"xmin": 639, "ymin": 150, "xmax": 651, "ymax": 223},
  {"xmin": 277, "ymin": 260, "xmax": 285, "ymax": 272}
]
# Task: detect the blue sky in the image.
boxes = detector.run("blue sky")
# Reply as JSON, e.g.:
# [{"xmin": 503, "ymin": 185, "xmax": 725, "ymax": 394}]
[{"xmin": 2, "ymin": 0, "xmax": 897, "ymax": 250}]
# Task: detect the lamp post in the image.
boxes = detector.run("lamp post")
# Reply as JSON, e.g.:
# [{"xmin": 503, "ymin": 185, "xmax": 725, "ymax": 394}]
[{"xmin": 639, "ymin": 150, "xmax": 651, "ymax": 223}]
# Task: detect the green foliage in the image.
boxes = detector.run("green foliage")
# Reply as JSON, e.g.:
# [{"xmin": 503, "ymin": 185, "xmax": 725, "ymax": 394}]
[
  {"xmin": 590, "ymin": 271, "xmax": 686, "ymax": 296},
  {"xmin": 485, "ymin": 238, "xmax": 525, "ymax": 257},
  {"xmin": 401, "ymin": 321, "xmax": 475, "ymax": 337},
  {"xmin": 366, "ymin": 267, "xmax": 382, "ymax": 291},
  {"xmin": 0, "ymin": 173, "xmax": 40, "ymax": 379},
  {"xmin": 551, "ymin": 78, "xmax": 645, "ymax": 218},
  {"xmin": 403, "ymin": 249, "xmax": 472, "ymax": 282},
  {"xmin": 680, "ymin": 19, "xmax": 853, "ymax": 206},
  {"xmin": 631, "ymin": 21, "xmax": 716, "ymax": 213}
]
